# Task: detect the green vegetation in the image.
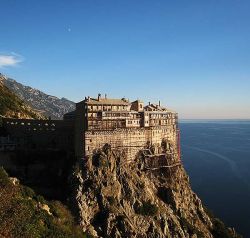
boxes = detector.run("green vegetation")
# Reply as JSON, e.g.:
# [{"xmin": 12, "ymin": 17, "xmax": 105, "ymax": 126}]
[
  {"xmin": 204, "ymin": 207, "xmax": 242, "ymax": 238},
  {"xmin": 0, "ymin": 167, "xmax": 86, "ymax": 238},
  {"xmin": 0, "ymin": 82, "xmax": 42, "ymax": 119},
  {"xmin": 135, "ymin": 201, "xmax": 158, "ymax": 216},
  {"xmin": 107, "ymin": 196, "xmax": 116, "ymax": 206},
  {"xmin": 211, "ymin": 219, "xmax": 238, "ymax": 238},
  {"xmin": 0, "ymin": 167, "xmax": 11, "ymax": 186}
]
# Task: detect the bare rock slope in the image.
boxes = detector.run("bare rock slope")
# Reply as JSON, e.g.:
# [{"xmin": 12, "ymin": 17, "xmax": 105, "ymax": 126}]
[{"xmin": 72, "ymin": 146, "xmax": 240, "ymax": 238}]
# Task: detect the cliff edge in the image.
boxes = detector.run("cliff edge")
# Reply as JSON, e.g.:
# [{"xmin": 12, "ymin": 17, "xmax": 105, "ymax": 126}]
[{"xmin": 72, "ymin": 146, "xmax": 241, "ymax": 238}]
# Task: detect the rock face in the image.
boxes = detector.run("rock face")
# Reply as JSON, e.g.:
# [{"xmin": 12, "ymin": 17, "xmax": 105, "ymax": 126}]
[
  {"xmin": 1, "ymin": 73, "xmax": 75, "ymax": 119},
  {"xmin": 72, "ymin": 146, "xmax": 240, "ymax": 238}
]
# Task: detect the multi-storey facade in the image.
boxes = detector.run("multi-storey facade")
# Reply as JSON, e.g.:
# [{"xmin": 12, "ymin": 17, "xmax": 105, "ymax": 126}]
[{"xmin": 75, "ymin": 94, "xmax": 179, "ymax": 163}]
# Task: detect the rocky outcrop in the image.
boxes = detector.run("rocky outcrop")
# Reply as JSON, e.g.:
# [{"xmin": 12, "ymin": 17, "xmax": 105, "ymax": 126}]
[
  {"xmin": 0, "ymin": 73, "xmax": 75, "ymax": 119},
  {"xmin": 72, "ymin": 146, "xmax": 240, "ymax": 238}
]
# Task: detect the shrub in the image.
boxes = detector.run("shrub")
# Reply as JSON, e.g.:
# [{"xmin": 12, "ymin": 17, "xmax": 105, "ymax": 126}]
[
  {"xmin": 107, "ymin": 196, "xmax": 116, "ymax": 206},
  {"xmin": 0, "ymin": 167, "xmax": 10, "ymax": 186},
  {"xmin": 204, "ymin": 206, "xmax": 242, "ymax": 238},
  {"xmin": 36, "ymin": 195, "xmax": 46, "ymax": 204},
  {"xmin": 0, "ymin": 167, "xmax": 86, "ymax": 238},
  {"xmin": 21, "ymin": 186, "xmax": 35, "ymax": 198},
  {"xmin": 136, "ymin": 201, "xmax": 158, "ymax": 216},
  {"xmin": 212, "ymin": 218, "xmax": 242, "ymax": 238}
]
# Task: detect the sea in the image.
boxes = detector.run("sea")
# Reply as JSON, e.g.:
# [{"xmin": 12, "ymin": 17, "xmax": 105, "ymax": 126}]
[{"xmin": 180, "ymin": 120, "xmax": 250, "ymax": 238}]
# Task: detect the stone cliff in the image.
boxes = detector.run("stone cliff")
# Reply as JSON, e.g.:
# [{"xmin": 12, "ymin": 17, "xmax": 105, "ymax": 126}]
[{"xmin": 72, "ymin": 146, "xmax": 240, "ymax": 238}]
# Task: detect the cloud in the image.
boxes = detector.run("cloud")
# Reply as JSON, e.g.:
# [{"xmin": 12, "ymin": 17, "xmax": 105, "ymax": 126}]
[{"xmin": 0, "ymin": 53, "xmax": 23, "ymax": 68}]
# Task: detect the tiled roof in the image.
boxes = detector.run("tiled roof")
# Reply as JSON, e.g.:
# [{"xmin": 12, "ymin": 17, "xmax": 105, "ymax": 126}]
[
  {"xmin": 144, "ymin": 104, "xmax": 170, "ymax": 112},
  {"xmin": 85, "ymin": 98, "xmax": 130, "ymax": 105}
]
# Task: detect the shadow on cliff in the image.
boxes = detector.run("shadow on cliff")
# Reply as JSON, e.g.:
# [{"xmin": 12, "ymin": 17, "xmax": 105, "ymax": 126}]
[{"xmin": 0, "ymin": 149, "xmax": 74, "ymax": 201}]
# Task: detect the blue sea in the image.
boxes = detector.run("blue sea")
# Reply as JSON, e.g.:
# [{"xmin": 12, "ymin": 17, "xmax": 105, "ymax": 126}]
[{"xmin": 180, "ymin": 120, "xmax": 250, "ymax": 238}]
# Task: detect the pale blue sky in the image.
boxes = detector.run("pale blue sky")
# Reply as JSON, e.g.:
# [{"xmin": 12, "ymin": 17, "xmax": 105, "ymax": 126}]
[{"xmin": 0, "ymin": 0, "xmax": 250, "ymax": 119}]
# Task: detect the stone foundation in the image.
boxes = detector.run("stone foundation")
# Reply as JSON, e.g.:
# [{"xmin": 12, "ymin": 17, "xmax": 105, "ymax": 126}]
[{"xmin": 85, "ymin": 125, "xmax": 177, "ymax": 162}]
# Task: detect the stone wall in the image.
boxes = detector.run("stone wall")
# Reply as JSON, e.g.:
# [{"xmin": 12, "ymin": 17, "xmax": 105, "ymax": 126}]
[
  {"xmin": 2, "ymin": 118, "xmax": 74, "ymax": 151},
  {"xmin": 85, "ymin": 124, "xmax": 178, "ymax": 163}
]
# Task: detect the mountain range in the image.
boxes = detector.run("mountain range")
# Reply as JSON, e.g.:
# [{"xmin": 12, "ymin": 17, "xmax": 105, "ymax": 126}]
[
  {"xmin": 0, "ymin": 73, "xmax": 75, "ymax": 120},
  {"xmin": 0, "ymin": 74, "xmax": 44, "ymax": 119}
]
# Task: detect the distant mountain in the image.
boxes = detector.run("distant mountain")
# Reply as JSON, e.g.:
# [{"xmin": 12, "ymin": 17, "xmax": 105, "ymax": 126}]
[
  {"xmin": 1, "ymin": 74, "xmax": 75, "ymax": 119},
  {"xmin": 0, "ymin": 74, "xmax": 44, "ymax": 119}
]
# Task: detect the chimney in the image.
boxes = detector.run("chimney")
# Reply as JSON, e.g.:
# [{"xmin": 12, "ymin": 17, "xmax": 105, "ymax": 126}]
[
  {"xmin": 148, "ymin": 102, "xmax": 150, "ymax": 105},
  {"xmin": 159, "ymin": 100, "xmax": 161, "ymax": 106},
  {"xmin": 98, "ymin": 93, "xmax": 101, "ymax": 101}
]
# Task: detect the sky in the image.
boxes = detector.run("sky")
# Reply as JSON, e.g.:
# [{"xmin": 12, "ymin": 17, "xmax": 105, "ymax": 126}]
[{"xmin": 0, "ymin": 0, "xmax": 250, "ymax": 119}]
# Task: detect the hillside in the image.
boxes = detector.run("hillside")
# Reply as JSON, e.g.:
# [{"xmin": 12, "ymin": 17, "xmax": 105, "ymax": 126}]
[
  {"xmin": 1, "ymin": 73, "xmax": 75, "ymax": 119},
  {"xmin": 0, "ymin": 167, "xmax": 85, "ymax": 238},
  {"xmin": 0, "ymin": 75, "xmax": 44, "ymax": 119}
]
